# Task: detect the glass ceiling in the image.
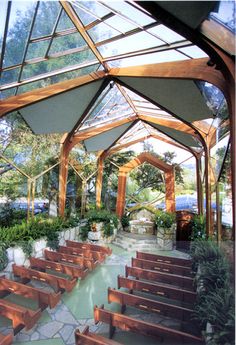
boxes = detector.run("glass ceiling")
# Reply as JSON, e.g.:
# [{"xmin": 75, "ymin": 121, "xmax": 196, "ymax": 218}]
[{"xmin": 0, "ymin": 0, "xmax": 208, "ymax": 99}]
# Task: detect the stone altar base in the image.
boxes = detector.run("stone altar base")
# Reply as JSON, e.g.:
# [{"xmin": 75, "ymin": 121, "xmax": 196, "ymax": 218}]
[
  {"xmin": 112, "ymin": 231, "xmax": 157, "ymax": 251},
  {"xmin": 129, "ymin": 220, "xmax": 155, "ymax": 235}
]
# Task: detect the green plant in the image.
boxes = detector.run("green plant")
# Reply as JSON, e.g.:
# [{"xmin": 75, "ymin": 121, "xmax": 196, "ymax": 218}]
[
  {"xmin": 103, "ymin": 222, "xmax": 114, "ymax": 238},
  {"xmin": 0, "ymin": 245, "xmax": 8, "ymax": 271},
  {"xmin": 155, "ymin": 210, "xmax": 175, "ymax": 229},
  {"xmin": 20, "ymin": 239, "xmax": 34, "ymax": 257},
  {"xmin": 121, "ymin": 214, "xmax": 130, "ymax": 228},
  {"xmin": 190, "ymin": 239, "xmax": 224, "ymax": 265},
  {"xmin": 80, "ymin": 223, "xmax": 90, "ymax": 241},
  {"xmin": 190, "ymin": 214, "xmax": 206, "ymax": 240}
]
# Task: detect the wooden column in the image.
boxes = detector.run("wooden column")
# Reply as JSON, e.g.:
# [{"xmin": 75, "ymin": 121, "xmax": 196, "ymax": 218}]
[
  {"xmin": 205, "ymin": 143, "xmax": 212, "ymax": 237},
  {"xmin": 96, "ymin": 154, "xmax": 104, "ymax": 209},
  {"xmin": 58, "ymin": 144, "xmax": 70, "ymax": 217},
  {"xmin": 116, "ymin": 171, "xmax": 127, "ymax": 218},
  {"xmin": 196, "ymin": 155, "xmax": 203, "ymax": 215},
  {"xmin": 165, "ymin": 168, "xmax": 175, "ymax": 213}
]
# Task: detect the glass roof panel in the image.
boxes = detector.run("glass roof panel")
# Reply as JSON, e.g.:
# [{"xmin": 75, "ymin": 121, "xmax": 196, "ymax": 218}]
[
  {"xmin": 3, "ymin": 2, "xmax": 37, "ymax": 68},
  {"xmin": 57, "ymin": 9, "xmax": 74, "ymax": 31},
  {"xmin": 102, "ymin": 2, "xmax": 155, "ymax": 26},
  {"xmin": 147, "ymin": 24, "xmax": 185, "ymax": 43},
  {"xmin": 178, "ymin": 46, "xmax": 208, "ymax": 58},
  {"xmin": 88, "ymin": 22, "xmax": 121, "ymax": 43},
  {"xmin": 16, "ymin": 63, "xmax": 99, "ymax": 95},
  {"xmin": 32, "ymin": 1, "xmax": 61, "ymax": 38},
  {"xmin": 104, "ymin": 15, "xmax": 137, "ymax": 33},
  {"xmin": 21, "ymin": 49, "xmax": 96, "ymax": 80},
  {"xmin": 107, "ymin": 49, "xmax": 190, "ymax": 68},
  {"xmin": 79, "ymin": 82, "xmax": 135, "ymax": 130},
  {"xmin": 0, "ymin": 1, "xmax": 8, "ymax": 55},
  {"xmin": 0, "ymin": 88, "xmax": 17, "ymax": 100},
  {"xmin": 26, "ymin": 41, "xmax": 49, "ymax": 60},
  {"xmin": 49, "ymin": 32, "xmax": 87, "ymax": 54},
  {"xmin": 1, "ymin": 68, "xmax": 20, "ymax": 87},
  {"xmin": 98, "ymin": 31, "xmax": 164, "ymax": 58},
  {"xmin": 70, "ymin": 3, "xmax": 98, "ymax": 26}
]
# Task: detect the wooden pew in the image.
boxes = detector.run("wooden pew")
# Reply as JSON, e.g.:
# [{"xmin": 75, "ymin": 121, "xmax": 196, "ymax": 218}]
[
  {"xmin": 125, "ymin": 266, "xmax": 195, "ymax": 291},
  {"xmin": 136, "ymin": 251, "xmax": 192, "ymax": 267},
  {"xmin": 29, "ymin": 257, "xmax": 88, "ymax": 279},
  {"xmin": 12, "ymin": 264, "xmax": 77, "ymax": 293},
  {"xmin": 58, "ymin": 246, "xmax": 106, "ymax": 263},
  {"xmin": 108, "ymin": 287, "xmax": 194, "ymax": 321},
  {"xmin": 132, "ymin": 257, "xmax": 193, "ymax": 277},
  {"xmin": 0, "ymin": 332, "xmax": 13, "ymax": 345},
  {"xmin": 94, "ymin": 306, "xmax": 204, "ymax": 344},
  {"xmin": 75, "ymin": 326, "xmax": 122, "ymax": 345},
  {"xmin": 0, "ymin": 299, "xmax": 41, "ymax": 335},
  {"xmin": 117, "ymin": 275, "xmax": 196, "ymax": 305},
  {"xmin": 44, "ymin": 250, "xmax": 96, "ymax": 271},
  {"xmin": 66, "ymin": 240, "xmax": 112, "ymax": 255},
  {"xmin": 0, "ymin": 276, "xmax": 60, "ymax": 310}
]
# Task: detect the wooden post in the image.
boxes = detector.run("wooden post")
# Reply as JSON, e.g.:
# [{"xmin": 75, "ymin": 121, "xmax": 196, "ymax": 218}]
[
  {"xmin": 96, "ymin": 155, "xmax": 104, "ymax": 209},
  {"xmin": 81, "ymin": 180, "xmax": 87, "ymax": 217},
  {"xmin": 27, "ymin": 179, "xmax": 32, "ymax": 222},
  {"xmin": 165, "ymin": 168, "xmax": 175, "ymax": 213},
  {"xmin": 116, "ymin": 171, "xmax": 127, "ymax": 218},
  {"xmin": 205, "ymin": 144, "xmax": 212, "ymax": 238},
  {"xmin": 31, "ymin": 180, "xmax": 36, "ymax": 219},
  {"xmin": 196, "ymin": 155, "xmax": 203, "ymax": 215},
  {"xmin": 58, "ymin": 145, "xmax": 70, "ymax": 217}
]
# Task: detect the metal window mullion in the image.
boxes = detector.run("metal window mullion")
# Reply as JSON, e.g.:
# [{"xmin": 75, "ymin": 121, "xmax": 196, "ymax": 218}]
[
  {"xmin": 15, "ymin": 1, "xmax": 40, "ymax": 95},
  {"xmin": 0, "ymin": 2, "xmax": 12, "ymax": 80},
  {"xmin": 44, "ymin": 6, "xmax": 63, "ymax": 58},
  {"xmin": 84, "ymin": 12, "xmax": 115, "ymax": 31},
  {"xmin": 30, "ymin": 27, "xmax": 77, "ymax": 43}
]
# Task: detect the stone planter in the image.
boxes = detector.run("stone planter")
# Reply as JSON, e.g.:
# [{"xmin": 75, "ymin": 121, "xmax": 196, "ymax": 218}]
[{"xmin": 157, "ymin": 224, "xmax": 176, "ymax": 250}]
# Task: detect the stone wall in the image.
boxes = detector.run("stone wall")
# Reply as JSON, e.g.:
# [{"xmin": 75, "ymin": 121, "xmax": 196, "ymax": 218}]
[
  {"xmin": 156, "ymin": 224, "xmax": 176, "ymax": 250},
  {"xmin": 3, "ymin": 226, "xmax": 80, "ymax": 277}
]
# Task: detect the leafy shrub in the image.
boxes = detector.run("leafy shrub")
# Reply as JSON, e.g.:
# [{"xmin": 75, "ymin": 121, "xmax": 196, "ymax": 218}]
[
  {"xmin": 191, "ymin": 239, "xmax": 235, "ymax": 345},
  {"xmin": 155, "ymin": 210, "xmax": 175, "ymax": 229},
  {"xmin": 121, "ymin": 214, "xmax": 130, "ymax": 228},
  {"xmin": 0, "ymin": 245, "xmax": 8, "ymax": 271},
  {"xmin": 20, "ymin": 239, "xmax": 34, "ymax": 257},
  {"xmin": 80, "ymin": 224, "xmax": 90, "ymax": 241},
  {"xmin": 86, "ymin": 209, "xmax": 118, "ymax": 228},
  {"xmin": 103, "ymin": 222, "xmax": 114, "ymax": 238},
  {"xmin": 190, "ymin": 215, "xmax": 206, "ymax": 240}
]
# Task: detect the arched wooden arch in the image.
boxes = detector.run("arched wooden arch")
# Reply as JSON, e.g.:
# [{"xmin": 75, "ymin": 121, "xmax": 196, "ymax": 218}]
[{"xmin": 116, "ymin": 152, "xmax": 175, "ymax": 218}]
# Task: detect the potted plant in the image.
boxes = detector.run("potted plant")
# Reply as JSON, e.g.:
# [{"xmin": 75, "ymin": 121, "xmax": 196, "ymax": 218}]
[{"xmin": 155, "ymin": 210, "xmax": 176, "ymax": 250}]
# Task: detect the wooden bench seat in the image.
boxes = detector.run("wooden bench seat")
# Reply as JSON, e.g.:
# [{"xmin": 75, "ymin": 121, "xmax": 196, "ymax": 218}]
[
  {"xmin": 136, "ymin": 251, "xmax": 192, "ymax": 267},
  {"xmin": 29, "ymin": 257, "xmax": 88, "ymax": 279},
  {"xmin": 94, "ymin": 306, "xmax": 204, "ymax": 344},
  {"xmin": 12, "ymin": 264, "xmax": 77, "ymax": 293},
  {"xmin": 118, "ymin": 275, "xmax": 196, "ymax": 304},
  {"xmin": 75, "ymin": 326, "xmax": 122, "ymax": 345},
  {"xmin": 0, "ymin": 332, "xmax": 13, "ymax": 345},
  {"xmin": 59, "ymin": 246, "xmax": 106, "ymax": 263},
  {"xmin": 125, "ymin": 265, "xmax": 195, "ymax": 291},
  {"xmin": 0, "ymin": 276, "xmax": 61, "ymax": 310},
  {"xmin": 0, "ymin": 298, "xmax": 41, "ymax": 335},
  {"xmin": 44, "ymin": 250, "xmax": 96, "ymax": 270},
  {"xmin": 108, "ymin": 287, "xmax": 194, "ymax": 321},
  {"xmin": 132, "ymin": 257, "xmax": 193, "ymax": 277},
  {"xmin": 66, "ymin": 240, "xmax": 112, "ymax": 255}
]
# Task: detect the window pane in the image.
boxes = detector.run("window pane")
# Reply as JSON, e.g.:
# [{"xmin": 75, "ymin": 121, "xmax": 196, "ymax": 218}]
[
  {"xmin": 49, "ymin": 32, "xmax": 87, "ymax": 54},
  {"xmin": 99, "ymin": 31, "xmax": 164, "ymax": 58},
  {"xmin": 26, "ymin": 41, "xmax": 49, "ymax": 60},
  {"xmin": 210, "ymin": 1, "xmax": 235, "ymax": 33},
  {"xmin": 178, "ymin": 46, "xmax": 208, "ymax": 58},
  {"xmin": 88, "ymin": 22, "xmax": 120, "ymax": 43},
  {"xmin": 57, "ymin": 9, "xmax": 74, "ymax": 31},
  {"xmin": 3, "ymin": 2, "xmax": 36, "ymax": 67},
  {"xmin": 1, "ymin": 68, "xmax": 20, "ymax": 86},
  {"xmin": 32, "ymin": 1, "xmax": 61, "ymax": 38},
  {"xmin": 147, "ymin": 24, "xmax": 185, "ymax": 43}
]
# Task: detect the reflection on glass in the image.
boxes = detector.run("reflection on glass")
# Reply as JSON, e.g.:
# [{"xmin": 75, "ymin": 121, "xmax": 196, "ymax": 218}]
[
  {"xmin": 26, "ymin": 41, "xmax": 49, "ymax": 60},
  {"xmin": 147, "ymin": 25, "xmax": 185, "ymax": 43},
  {"xmin": 32, "ymin": 1, "xmax": 60, "ymax": 38},
  {"xmin": 210, "ymin": 1, "xmax": 235, "ymax": 33},
  {"xmin": 0, "ymin": 68, "xmax": 20, "ymax": 86},
  {"xmin": 178, "ymin": 46, "xmax": 208, "ymax": 58},
  {"xmin": 49, "ymin": 32, "xmax": 87, "ymax": 54}
]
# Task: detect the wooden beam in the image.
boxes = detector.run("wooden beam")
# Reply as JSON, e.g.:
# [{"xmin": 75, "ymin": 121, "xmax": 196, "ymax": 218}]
[
  {"xmin": 108, "ymin": 58, "xmax": 227, "ymax": 95},
  {"xmin": 0, "ymin": 71, "xmax": 105, "ymax": 118}
]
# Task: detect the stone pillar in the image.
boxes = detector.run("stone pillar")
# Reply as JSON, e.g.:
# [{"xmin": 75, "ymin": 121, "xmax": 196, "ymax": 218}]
[{"xmin": 157, "ymin": 224, "xmax": 176, "ymax": 250}]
